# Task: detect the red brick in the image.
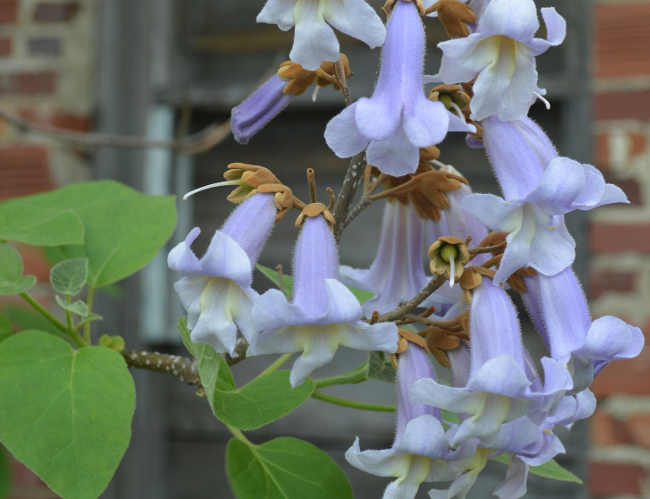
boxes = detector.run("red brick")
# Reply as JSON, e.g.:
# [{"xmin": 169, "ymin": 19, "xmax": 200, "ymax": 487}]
[
  {"xmin": 605, "ymin": 175, "xmax": 642, "ymax": 206},
  {"xmin": 594, "ymin": 132, "xmax": 647, "ymax": 170},
  {"xmin": 590, "ymin": 223, "xmax": 650, "ymax": 254},
  {"xmin": 0, "ymin": 146, "xmax": 54, "ymax": 200},
  {"xmin": 14, "ymin": 244, "xmax": 51, "ymax": 282},
  {"xmin": 626, "ymin": 412, "xmax": 650, "ymax": 449},
  {"xmin": 33, "ymin": 2, "xmax": 80, "ymax": 23},
  {"xmin": 592, "ymin": 321, "xmax": 650, "ymax": 397},
  {"xmin": 0, "ymin": 37, "xmax": 11, "ymax": 56},
  {"xmin": 0, "ymin": 0, "xmax": 17, "ymax": 23},
  {"xmin": 595, "ymin": 4, "xmax": 650, "ymax": 78},
  {"xmin": 50, "ymin": 111, "xmax": 90, "ymax": 132},
  {"xmin": 0, "ymin": 72, "xmax": 57, "ymax": 96},
  {"xmin": 589, "ymin": 270, "xmax": 637, "ymax": 301},
  {"xmin": 591, "ymin": 409, "xmax": 631, "ymax": 446},
  {"xmin": 595, "ymin": 133, "xmax": 610, "ymax": 169},
  {"xmin": 595, "ymin": 90, "xmax": 650, "ymax": 121},
  {"xmin": 589, "ymin": 461, "xmax": 644, "ymax": 496}
]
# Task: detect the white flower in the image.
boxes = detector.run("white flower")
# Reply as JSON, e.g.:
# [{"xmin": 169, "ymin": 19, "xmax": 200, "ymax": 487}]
[
  {"xmin": 257, "ymin": 0, "xmax": 386, "ymax": 70},
  {"xmin": 436, "ymin": 0, "xmax": 566, "ymax": 121}
]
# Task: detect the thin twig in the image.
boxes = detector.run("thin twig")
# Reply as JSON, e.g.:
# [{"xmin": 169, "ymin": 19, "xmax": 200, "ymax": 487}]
[
  {"xmin": 0, "ymin": 109, "xmax": 232, "ymax": 155},
  {"xmin": 469, "ymin": 241, "xmax": 506, "ymax": 256},
  {"xmin": 342, "ymin": 194, "xmax": 374, "ymax": 229},
  {"xmin": 374, "ymin": 274, "xmax": 447, "ymax": 323}
]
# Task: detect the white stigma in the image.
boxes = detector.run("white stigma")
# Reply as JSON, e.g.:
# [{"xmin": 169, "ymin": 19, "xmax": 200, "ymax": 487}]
[
  {"xmin": 535, "ymin": 92, "xmax": 551, "ymax": 110},
  {"xmin": 312, "ymin": 85, "xmax": 320, "ymax": 102},
  {"xmin": 182, "ymin": 180, "xmax": 240, "ymax": 200},
  {"xmin": 449, "ymin": 253, "xmax": 456, "ymax": 288}
]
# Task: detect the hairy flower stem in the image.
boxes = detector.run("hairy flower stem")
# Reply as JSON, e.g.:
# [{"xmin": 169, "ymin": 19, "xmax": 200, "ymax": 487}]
[
  {"xmin": 312, "ymin": 391, "xmax": 396, "ymax": 412},
  {"xmin": 122, "ymin": 350, "xmax": 201, "ymax": 386}
]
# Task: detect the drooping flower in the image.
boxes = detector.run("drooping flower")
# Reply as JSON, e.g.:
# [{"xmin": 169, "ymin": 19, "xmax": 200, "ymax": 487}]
[
  {"xmin": 411, "ymin": 278, "xmax": 571, "ymax": 446},
  {"xmin": 522, "ymin": 267, "xmax": 645, "ymax": 382},
  {"xmin": 462, "ymin": 157, "xmax": 629, "ymax": 284},
  {"xmin": 346, "ymin": 344, "xmax": 476, "ymax": 499},
  {"xmin": 325, "ymin": 0, "xmax": 473, "ymax": 176},
  {"xmin": 231, "ymin": 57, "xmax": 351, "ymax": 144},
  {"xmin": 250, "ymin": 212, "xmax": 398, "ymax": 387},
  {"xmin": 256, "ymin": 0, "xmax": 386, "ymax": 70},
  {"xmin": 168, "ymin": 193, "xmax": 277, "ymax": 356},
  {"xmin": 340, "ymin": 201, "xmax": 429, "ymax": 315},
  {"xmin": 437, "ymin": 0, "xmax": 566, "ymax": 121}
]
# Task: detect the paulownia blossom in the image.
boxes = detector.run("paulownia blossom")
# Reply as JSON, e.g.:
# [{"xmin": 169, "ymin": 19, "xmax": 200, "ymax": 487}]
[
  {"xmin": 256, "ymin": 0, "xmax": 386, "ymax": 70},
  {"xmin": 462, "ymin": 156, "xmax": 629, "ymax": 284},
  {"xmin": 340, "ymin": 201, "xmax": 429, "ymax": 315},
  {"xmin": 437, "ymin": 0, "xmax": 566, "ymax": 121},
  {"xmin": 411, "ymin": 279, "xmax": 571, "ymax": 446},
  {"xmin": 346, "ymin": 344, "xmax": 476, "ymax": 499},
  {"xmin": 168, "ymin": 193, "xmax": 276, "ymax": 356},
  {"xmin": 325, "ymin": 0, "xmax": 472, "ymax": 176},
  {"xmin": 250, "ymin": 213, "xmax": 398, "ymax": 387}
]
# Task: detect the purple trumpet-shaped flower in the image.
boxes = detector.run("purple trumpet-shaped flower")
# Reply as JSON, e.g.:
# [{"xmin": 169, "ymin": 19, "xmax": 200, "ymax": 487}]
[
  {"xmin": 347, "ymin": 344, "xmax": 476, "ymax": 499},
  {"xmin": 411, "ymin": 279, "xmax": 571, "ymax": 446},
  {"xmin": 325, "ymin": 1, "xmax": 472, "ymax": 176},
  {"xmin": 340, "ymin": 201, "xmax": 429, "ymax": 315},
  {"xmin": 231, "ymin": 75, "xmax": 293, "ymax": 145},
  {"xmin": 168, "ymin": 193, "xmax": 277, "ymax": 356},
  {"xmin": 463, "ymin": 156, "xmax": 629, "ymax": 284},
  {"xmin": 436, "ymin": 0, "xmax": 566, "ymax": 121},
  {"xmin": 522, "ymin": 267, "xmax": 645, "ymax": 382},
  {"xmin": 250, "ymin": 215, "xmax": 398, "ymax": 387}
]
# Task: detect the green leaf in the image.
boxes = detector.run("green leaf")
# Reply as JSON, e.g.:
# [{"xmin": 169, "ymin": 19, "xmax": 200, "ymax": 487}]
[
  {"xmin": 0, "ymin": 447, "xmax": 9, "ymax": 499},
  {"xmin": 0, "ymin": 244, "xmax": 36, "ymax": 296},
  {"xmin": 28, "ymin": 181, "xmax": 176, "ymax": 287},
  {"xmin": 368, "ymin": 351, "xmax": 396, "ymax": 383},
  {"xmin": 55, "ymin": 295, "xmax": 90, "ymax": 317},
  {"xmin": 0, "ymin": 315, "xmax": 12, "ymax": 343},
  {"xmin": 256, "ymin": 263, "xmax": 374, "ymax": 303},
  {"xmin": 492, "ymin": 454, "xmax": 583, "ymax": 484},
  {"xmin": 50, "ymin": 258, "xmax": 88, "ymax": 295},
  {"xmin": 210, "ymin": 371, "xmax": 313, "ymax": 430},
  {"xmin": 0, "ymin": 331, "xmax": 136, "ymax": 499},
  {"xmin": 0, "ymin": 194, "xmax": 84, "ymax": 247},
  {"xmin": 442, "ymin": 409, "xmax": 460, "ymax": 424},
  {"xmin": 179, "ymin": 318, "xmax": 312, "ymax": 429},
  {"xmin": 227, "ymin": 437, "xmax": 353, "ymax": 499}
]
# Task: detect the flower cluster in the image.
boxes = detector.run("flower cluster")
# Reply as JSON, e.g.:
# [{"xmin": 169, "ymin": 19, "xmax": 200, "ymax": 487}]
[{"xmin": 170, "ymin": 1, "xmax": 645, "ymax": 497}]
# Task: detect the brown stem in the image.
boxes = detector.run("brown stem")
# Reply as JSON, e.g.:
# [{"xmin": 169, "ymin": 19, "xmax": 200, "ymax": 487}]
[
  {"xmin": 122, "ymin": 350, "xmax": 201, "ymax": 386},
  {"xmin": 374, "ymin": 274, "xmax": 447, "ymax": 323}
]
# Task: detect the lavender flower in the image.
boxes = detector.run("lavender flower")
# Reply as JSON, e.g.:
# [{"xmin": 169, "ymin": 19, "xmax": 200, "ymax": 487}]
[
  {"xmin": 231, "ymin": 75, "xmax": 292, "ymax": 145},
  {"xmin": 411, "ymin": 279, "xmax": 571, "ymax": 446},
  {"xmin": 340, "ymin": 201, "xmax": 429, "ymax": 315},
  {"xmin": 257, "ymin": 0, "xmax": 386, "ymax": 70},
  {"xmin": 250, "ymin": 214, "xmax": 398, "ymax": 387},
  {"xmin": 463, "ymin": 157, "xmax": 629, "ymax": 284},
  {"xmin": 347, "ymin": 345, "xmax": 475, "ymax": 499},
  {"xmin": 522, "ymin": 267, "xmax": 645, "ymax": 381},
  {"xmin": 168, "ymin": 193, "xmax": 277, "ymax": 356},
  {"xmin": 325, "ymin": 1, "xmax": 472, "ymax": 176},
  {"xmin": 437, "ymin": 0, "xmax": 566, "ymax": 121}
]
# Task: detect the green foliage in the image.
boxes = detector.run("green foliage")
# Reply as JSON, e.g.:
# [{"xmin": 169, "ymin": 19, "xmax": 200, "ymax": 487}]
[
  {"xmin": 36, "ymin": 181, "xmax": 176, "ymax": 288},
  {"xmin": 0, "ymin": 305, "xmax": 59, "ymax": 335},
  {"xmin": 179, "ymin": 319, "xmax": 313, "ymax": 430},
  {"xmin": 492, "ymin": 454, "xmax": 583, "ymax": 484},
  {"xmin": 226, "ymin": 437, "xmax": 353, "ymax": 499},
  {"xmin": 256, "ymin": 263, "xmax": 374, "ymax": 303},
  {"xmin": 0, "ymin": 447, "xmax": 9, "ymax": 499},
  {"xmin": 0, "ymin": 194, "xmax": 84, "ymax": 247},
  {"xmin": 0, "ymin": 315, "xmax": 12, "ymax": 343},
  {"xmin": 0, "ymin": 331, "xmax": 136, "ymax": 499},
  {"xmin": 50, "ymin": 258, "xmax": 88, "ymax": 295},
  {"xmin": 0, "ymin": 244, "xmax": 36, "ymax": 296},
  {"xmin": 368, "ymin": 351, "xmax": 396, "ymax": 383},
  {"xmin": 99, "ymin": 334, "xmax": 126, "ymax": 352}
]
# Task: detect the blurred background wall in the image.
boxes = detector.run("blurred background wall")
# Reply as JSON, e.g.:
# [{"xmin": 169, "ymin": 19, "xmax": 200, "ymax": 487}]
[{"xmin": 0, "ymin": 0, "xmax": 648, "ymax": 498}]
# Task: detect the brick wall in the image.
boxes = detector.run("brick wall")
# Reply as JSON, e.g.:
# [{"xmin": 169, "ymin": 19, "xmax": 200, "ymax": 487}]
[
  {"xmin": 589, "ymin": 1, "xmax": 650, "ymax": 498},
  {"xmin": 0, "ymin": 1, "xmax": 95, "ymax": 497}
]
